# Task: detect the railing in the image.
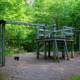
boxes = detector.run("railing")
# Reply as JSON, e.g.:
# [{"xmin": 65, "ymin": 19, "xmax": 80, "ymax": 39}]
[{"xmin": 36, "ymin": 26, "xmax": 74, "ymax": 40}]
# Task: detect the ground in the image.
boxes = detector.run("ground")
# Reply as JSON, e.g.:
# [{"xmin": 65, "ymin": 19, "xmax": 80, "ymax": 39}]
[{"xmin": 0, "ymin": 53, "xmax": 80, "ymax": 80}]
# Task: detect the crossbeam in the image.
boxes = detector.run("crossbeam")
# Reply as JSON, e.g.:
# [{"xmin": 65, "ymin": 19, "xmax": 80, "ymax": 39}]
[
  {"xmin": 0, "ymin": 20, "xmax": 54, "ymax": 27},
  {"xmin": 0, "ymin": 20, "xmax": 46, "ymax": 27},
  {"xmin": 6, "ymin": 20, "xmax": 46, "ymax": 27}
]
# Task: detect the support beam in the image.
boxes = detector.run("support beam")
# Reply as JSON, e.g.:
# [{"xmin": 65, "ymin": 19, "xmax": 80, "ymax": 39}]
[
  {"xmin": 36, "ymin": 41, "xmax": 39, "ymax": 59},
  {"xmin": 0, "ymin": 20, "xmax": 5, "ymax": 66},
  {"xmin": 64, "ymin": 40, "xmax": 69, "ymax": 60},
  {"xmin": 79, "ymin": 33, "xmax": 80, "ymax": 52},
  {"xmin": 48, "ymin": 41, "xmax": 51, "ymax": 57},
  {"xmin": 2, "ymin": 23, "xmax": 5, "ymax": 66},
  {"xmin": 62, "ymin": 42, "xmax": 65, "ymax": 59},
  {"xmin": 71, "ymin": 41, "xmax": 74, "ymax": 58},
  {"xmin": 54, "ymin": 39, "xmax": 59, "ymax": 62},
  {"xmin": 6, "ymin": 20, "xmax": 46, "ymax": 27},
  {"xmin": 44, "ymin": 41, "xmax": 47, "ymax": 59}
]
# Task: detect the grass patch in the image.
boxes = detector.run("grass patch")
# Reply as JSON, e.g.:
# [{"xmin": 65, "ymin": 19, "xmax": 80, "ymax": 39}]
[
  {"xmin": 0, "ymin": 72, "xmax": 8, "ymax": 80},
  {"xmin": 69, "ymin": 76, "xmax": 80, "ymax": 80}
]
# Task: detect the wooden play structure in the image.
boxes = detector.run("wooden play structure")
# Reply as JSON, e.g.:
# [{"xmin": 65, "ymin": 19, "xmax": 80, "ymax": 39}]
[
  {"xmin": 0, "ymin": 20, "xmax": 80, "ymax": 66},
  {"xmin": 36, "ymin": 25, "xmax": 74, "ymax": 61}
]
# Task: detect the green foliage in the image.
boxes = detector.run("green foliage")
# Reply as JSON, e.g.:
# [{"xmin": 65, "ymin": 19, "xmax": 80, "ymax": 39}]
[
  {"xmin": 0, "ymin": 0, "xmax": 80, "ymax": 53},
  {"xmin": 33, "ymin": 0, "xmax": 80, "ymax": 27},
  {"xmin": 69, "ymin": 76, "xmax": 80, "ymax": 80}
]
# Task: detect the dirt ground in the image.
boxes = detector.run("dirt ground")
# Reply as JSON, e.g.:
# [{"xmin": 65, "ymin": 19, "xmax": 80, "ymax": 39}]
[{"xmin": 0, "ymin": 53, "xmax": 80, "ymax": 80}]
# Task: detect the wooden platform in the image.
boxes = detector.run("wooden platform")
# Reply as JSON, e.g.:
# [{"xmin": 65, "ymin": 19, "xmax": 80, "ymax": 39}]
[{"xmin": 36, "ymin": 38, "xmax": 74, "ymax": 42}]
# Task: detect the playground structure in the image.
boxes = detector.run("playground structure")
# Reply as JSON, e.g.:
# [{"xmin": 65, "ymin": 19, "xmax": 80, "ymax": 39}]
[
  {"xmin": 36, "ymin": 25, "xmax": 74, "ymax": 61},
  {"xmin": 0, "ymin": 20, "xmax": 80, "ymax": 66}
]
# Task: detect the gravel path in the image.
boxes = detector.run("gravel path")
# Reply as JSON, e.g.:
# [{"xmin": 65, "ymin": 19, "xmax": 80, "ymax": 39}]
[{"xmin": 0, "ymin": 53, "xmax": 80, "ymax": 80}]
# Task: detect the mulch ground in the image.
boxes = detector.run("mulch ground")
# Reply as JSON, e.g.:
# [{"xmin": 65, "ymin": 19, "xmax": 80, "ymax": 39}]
[{"xmin": 0, "ymin": 53, "xmax": 80, "ymax": 80}]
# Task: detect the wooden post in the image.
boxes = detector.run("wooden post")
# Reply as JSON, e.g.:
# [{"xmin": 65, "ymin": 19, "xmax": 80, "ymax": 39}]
[
  {"xmin": 0, "ymin": 24, "xmax": 2, "ymax": 66},
  {"xmin": 52, "ymin": 40, "xmax": 55, "ymax": 58},
  {"xmin": 48, "ymin": 41, "xmax": 50, "ymax": 57},
  {"xmin": 61, "ymin": 41, "xmax": 65, "ymax": 59},
  {"xmin": 71, "ymin": 41, "xmax": 74, "ymax": 58},
  {"xmin": 54, "ymin": 39, "xmax": 59, "ymax": 62},
  {"xmin": 0, "ymin": 20, "xmax": 5, "ymax": 66},
  {"xmin": 36, "ymin": 40, "xmax": 39, "ymax": 59},
  {"xmin": 64, "ymin": 40, "xmax": 69, "ymax": 60},
  {"xmin": 44, "ymin": 41, "xmax": 47, "ymax": 59},
  {"xmin": 62, "ymin": 48, "xmax": 65, "ymax": 59},
  {"xmin": 2, "ymin": 23, "xmax": 5, "ymax": 66},
  {"xmin": 79, "ymin": 33, "xmax": 80, "ymax": 53}
]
